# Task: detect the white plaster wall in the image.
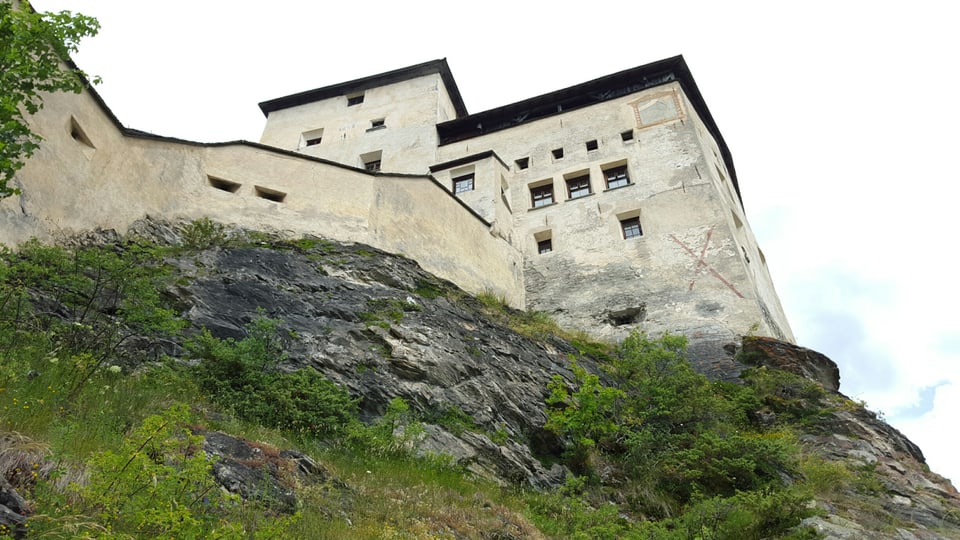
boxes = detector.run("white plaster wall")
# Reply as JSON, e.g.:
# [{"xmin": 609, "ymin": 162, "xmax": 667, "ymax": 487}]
[
  {"xmin": 3, "ymin": 85, "xmax": 524, "ymax": 307},
  {"xmin": 434, "ymin": 82, "xmax": 793, "ymax": 342},
  {"xmin": 259, "ymin": 74, "xmax": 446, "ymax": 174}
]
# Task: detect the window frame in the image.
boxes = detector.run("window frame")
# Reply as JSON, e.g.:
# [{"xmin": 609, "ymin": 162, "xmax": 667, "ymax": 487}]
[
  {"xmin": 620, "ymin": 216, "xmax": 643, "ymax": 239},
  {"xmin": 347, "ymin": 93, "xmax": 364, "ymax": 106},
  {"xmin": 453, "ymin": 173, "xmax": 475, "ymax": 194},
  {"xmin": 604, "ymin": 165, "xmax": 631, "ymax": 190},
  {"xmin": 530, "ymin": 183, "xmax": 555, "ymax": 208},
  {"xmin": 565, "ymin": 174, "xmax": 592, "ymax": 200},
  {"xmin": 364, "ymin": 159, "xmax": 381, "ymax": 172},
  {"xmin": 537, "ymin": 238, "xmax": 553, "ymax": 254}
]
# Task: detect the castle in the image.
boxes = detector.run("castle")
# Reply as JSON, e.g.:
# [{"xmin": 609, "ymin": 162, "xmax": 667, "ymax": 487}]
[{"xmin": 1, "ymin": 55, "xmax": 793, "ymax": 349}]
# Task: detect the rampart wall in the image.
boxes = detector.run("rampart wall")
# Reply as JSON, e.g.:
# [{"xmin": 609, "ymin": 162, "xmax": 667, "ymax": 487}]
[{"xmin": 0, "ymin": 85, "xmax": 525, "ymax": 307}]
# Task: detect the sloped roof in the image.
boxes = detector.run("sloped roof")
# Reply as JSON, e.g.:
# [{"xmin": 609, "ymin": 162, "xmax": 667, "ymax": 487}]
[{"xmin": 258, "ymin": 59, "xmax": 468, "ymax": 118}]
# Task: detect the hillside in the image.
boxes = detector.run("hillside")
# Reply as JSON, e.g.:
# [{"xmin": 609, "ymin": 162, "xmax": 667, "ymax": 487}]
[{"xmin": 1, "ymin": 218, "xmax": 958, "ymax": 539}]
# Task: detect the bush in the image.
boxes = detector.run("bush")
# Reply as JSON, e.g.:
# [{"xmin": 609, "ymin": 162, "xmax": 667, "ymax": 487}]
[
  {"xmin": 543, "ymin": 331, "xmax": 807, "ymax": 529},
  {"xmin": 188, "ymin": 316, "xmax": 359, "ymax": 439}
]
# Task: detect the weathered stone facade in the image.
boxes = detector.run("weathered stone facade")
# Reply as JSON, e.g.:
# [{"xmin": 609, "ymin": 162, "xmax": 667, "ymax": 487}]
[{"xmin": 2, "ymin": 56, "xmax": 792, "ymax": 345}]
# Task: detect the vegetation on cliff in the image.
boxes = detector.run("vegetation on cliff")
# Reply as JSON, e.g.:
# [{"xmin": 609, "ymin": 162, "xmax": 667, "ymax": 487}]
[{"xmin": 1, "ymin": 225, "xmax": 958, "ymax": 538}]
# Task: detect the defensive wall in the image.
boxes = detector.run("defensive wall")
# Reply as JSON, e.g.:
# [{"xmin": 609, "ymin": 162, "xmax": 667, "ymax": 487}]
[
  {"xmin": 0, "ymin": 71, "xmax": 525, "ymax": 307},
  {"xmin": 2, "ymin": 54, "xmax": 794, "ymax": 348}
]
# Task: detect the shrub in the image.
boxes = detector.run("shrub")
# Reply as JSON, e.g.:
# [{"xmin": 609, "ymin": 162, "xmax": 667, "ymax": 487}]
[{"xmin": 188, "ymin": 316, "xmax": 359, "ymax": 439}]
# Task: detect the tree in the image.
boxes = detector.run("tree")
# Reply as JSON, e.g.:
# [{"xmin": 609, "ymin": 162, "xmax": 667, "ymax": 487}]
[{"xmin": 0, "ymin": 0, "xmax": 100, "ymax": 198}]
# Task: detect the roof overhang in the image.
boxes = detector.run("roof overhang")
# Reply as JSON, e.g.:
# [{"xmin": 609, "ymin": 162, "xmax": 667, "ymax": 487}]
[
  {"xmin": 435, "ymin": 55, "xmax": 743, "ymax": 204},
  {"xmin": 258, "ymin": 58, "xmax": 468, "ymax": 118}
]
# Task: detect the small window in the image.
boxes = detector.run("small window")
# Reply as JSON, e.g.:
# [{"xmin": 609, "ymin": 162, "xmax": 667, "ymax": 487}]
[
  {"xmin": 347, "ymin": 93, "xmax": 364, "ymax": 106},
  {"xmin": 530, "ymin": 183, "xmax": 554, "ymax": 208},
  {"xmin": 301, "ymin": 127, "xmax": 324, "ymax": 148},
  {"xmin": 69, "ymin": 117, "xmax": 95, "ymax": 149},
  {"xmin": 621, "ymin": 217, "xmax": 643, "ymax": 239},
  {"xmin": 453, "ymin": 173, "xmax": 475, "ymax": 194},
  {"xmin": 566, "ymin": 174, "xmax": 591, "ymax": 199},
  {"xmin": 255, "ymin": 186, "xmax": 287, "ymax": 203},
  {"xmin": 515, "ymin": 157, "xmax": 529, "ymax": 170},
  {"xmin": 551, "ymin": 148, "xmax": 564, "ymax": 160},
  {"xmin": 537, "ymin": 238, "xmax": 553, "ymax": 254},
  {"xmin": 360, "ymin": 150, "xmax": 382, "ymax": 172},
  {"xmin": 208, "ymin": 176, "xmax": 241, "ymax": 193},
  {"xmin": 605, "ymin": 165, "xmax": 630, "ymax": 189},
  {"xmin": 585, "ymin": 139, "xmax": 598, "ymax": 152},
  {"xmin": 621, "ymin": 130, "xmax": 634, "ymax": 142},
  {"xmin": 368, "ymin": 118, "xmax": 385, "ymax": 131}
]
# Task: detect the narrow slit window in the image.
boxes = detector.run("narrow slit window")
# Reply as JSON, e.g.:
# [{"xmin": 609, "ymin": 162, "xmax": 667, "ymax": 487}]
[
  {"xmin": 208, "ymin": 176, "xmax": 241, "ymax": 193},
  {"xmin": 347, "ymin": 93, "xmax": 364, "ymax": 106},
  {"xmin": 255, "ymin": 186, "xmax": 287, "ymax": 203}
]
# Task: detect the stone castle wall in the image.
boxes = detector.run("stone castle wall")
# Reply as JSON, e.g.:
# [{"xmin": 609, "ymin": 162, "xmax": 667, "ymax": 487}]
[{"xmin": 0, "ymin": 85, "xmax": 525, "ymax": 307}]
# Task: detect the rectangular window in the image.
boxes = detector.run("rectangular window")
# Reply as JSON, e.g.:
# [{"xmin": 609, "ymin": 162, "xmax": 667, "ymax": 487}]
[
  {"xmin": 515, "ymin": 157, "xmax": 529, "ymax": 170},
  {"xmin": 621, "ymin": 130, "xmax": 634, "ymax": 142},
  {"xmin": 300, "ymin": 127, "xmax": 324, "ymax": 148},
  {"xmin": 551, "ymin": 148, "xmax": 564, "ymax": 160},
  {"xmin": 530, "ymin": 184, "xmax": 554, "ymax": 208},
  {"xmin": 453, "ymin": 173, "xmax": 475, "ymax": 194},
  {"xmin": 605, "ymin": 165, "xmax": 630, "ymax": 189},
  {"xmin": 585, "ymin": 139, "xmax": 598, "ymax": 151},
  {"xmin": 621, "ymin": 217, "xmax": 643, "ymax": 239},
  {"xmin": 566, "ymin": 174, "xmax": 591, "ymax": 199},
  {"xmin": 347, "ymin": 93, "xmax": 364, "ymax": 106},
  {"xmin": 368, "ymin": 118, "xmax": 385, "ymax": 130},
  {"xmin": 537, "ymin": 238, "xmax": 553, "ymax": 254},
  {"xmin": 360, "ymin": 150, "xmax": 382, "ymax": 172}
]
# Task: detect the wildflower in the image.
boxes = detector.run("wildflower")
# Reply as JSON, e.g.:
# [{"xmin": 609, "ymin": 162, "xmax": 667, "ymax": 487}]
[
  {"xmin": 49, "ymin": 357, "xmax": 59, "ymax": 364},
  {"xmin": 107, "ymin": 365, "xmax": 122, "ymax": 374}
]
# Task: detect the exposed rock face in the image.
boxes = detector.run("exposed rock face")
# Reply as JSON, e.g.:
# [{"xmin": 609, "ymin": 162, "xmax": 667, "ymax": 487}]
[
  {"xmin": 166, "ymin": 239, "xmax": 581, "ymax": 488},
  {"xmin": 58, "ymin": 220, "xmax": 960, "ymax": 537},
  {"xmin": 199, "ymin": 430, "xmax": 346, "ymax": 513},
  {"xmin": 742, "ymin": 335, "xmax": 841, "ymax": 392}
]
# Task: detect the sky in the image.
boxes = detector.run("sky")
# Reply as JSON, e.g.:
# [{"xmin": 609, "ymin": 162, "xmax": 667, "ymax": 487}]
[{"xmin": 33, "ymin": 1, "xmax": 960, "ymax": 485}]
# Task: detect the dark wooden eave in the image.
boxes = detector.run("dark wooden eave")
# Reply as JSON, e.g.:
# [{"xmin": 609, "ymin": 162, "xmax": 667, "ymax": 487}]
[{"xmin": 258, "ymin": 59, "xmax": 468, "ymax": 118}]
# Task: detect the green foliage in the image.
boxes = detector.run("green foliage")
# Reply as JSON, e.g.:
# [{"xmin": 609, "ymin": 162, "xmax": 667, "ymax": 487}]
[
  {"xmin": 545, "ymin": 362, "xmax": 623, "ymax": 471},
  {"xmin": 188, "ymin": 316, "xmax": 360, "ymax": 439},
  {"xmin": 741, "ymin": 366, "xmax": 828, "ymax": 425},
  {"xmin": 30, "ymin": 404, "xmax": 296, "ymax": 538},
  {"xmin": 541, "ymin": 331, "xmax": 810, "ymax": 535},
  {"xmin": 0, "ymin": 1, "xmax": 101, "ymax": 197},
  {"xmin": 426, "ymin": 404, "xmax": 478, "ymax": 436},
  {"xmin": 181, "ymin": 217, "xmax": 227, "ymax": 250}
]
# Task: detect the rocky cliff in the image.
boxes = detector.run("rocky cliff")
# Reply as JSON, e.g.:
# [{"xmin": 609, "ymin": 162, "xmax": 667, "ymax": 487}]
[{"xmin": 2, "ymin": 218, "xmax": 958, "ymax": 538}]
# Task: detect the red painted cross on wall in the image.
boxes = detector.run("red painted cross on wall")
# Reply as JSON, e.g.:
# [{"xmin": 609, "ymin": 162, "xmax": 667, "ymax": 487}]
[{"xmin": 668, "ymin": 226, "xmax": 744, "ymax": 299}]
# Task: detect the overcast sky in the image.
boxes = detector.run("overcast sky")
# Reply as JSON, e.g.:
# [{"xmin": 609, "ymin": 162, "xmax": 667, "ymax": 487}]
[{"xmin": 34, "ymin": 1, "xmax": 959, "ymax": 485}]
